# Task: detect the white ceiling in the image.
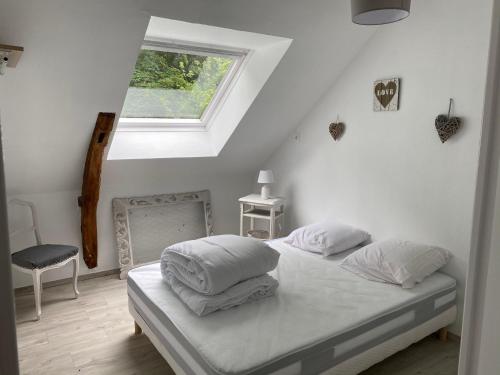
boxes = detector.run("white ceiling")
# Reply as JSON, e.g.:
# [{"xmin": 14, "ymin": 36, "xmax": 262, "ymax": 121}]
[{"xmin": 0, "ymin": 0, "xmax": 375, "ymax": 195}]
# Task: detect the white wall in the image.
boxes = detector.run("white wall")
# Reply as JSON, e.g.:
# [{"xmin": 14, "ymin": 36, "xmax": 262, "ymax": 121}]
[
  {"xmin": 0, "ymin": 0, "xmax": 253, "ymax": 287},
  {"xmin": 0, "ymin": 0, "xmax": 374, "ymax": 287},
  {"xmin": 9, "ymin": 168, "xmax": 252, "ymax": 287},
  {"xmin": 0, "ymin": 0, "xmax": 374, "ymax": 195},
  {"xmin": 263, "ymin": 0, "xmax": 493, "ymax": 335}
]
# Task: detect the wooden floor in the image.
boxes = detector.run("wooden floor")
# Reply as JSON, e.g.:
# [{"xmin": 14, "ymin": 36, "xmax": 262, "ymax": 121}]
[{"xmin": 15, "ymin": 275, "xmax": 459, "ymax": 375}]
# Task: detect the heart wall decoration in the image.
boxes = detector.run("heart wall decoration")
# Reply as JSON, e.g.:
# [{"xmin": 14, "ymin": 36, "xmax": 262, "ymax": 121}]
[
  {"xmin": 374, "ymin": 78, "xmax": 400, "ymax": 112},
  {"xmin": 329, "ymin": 121, "xmax": 345, "ymax": 141},
  {"xmin": 435, "ymin": 98, "xmax": 462, "ymax": 143}
]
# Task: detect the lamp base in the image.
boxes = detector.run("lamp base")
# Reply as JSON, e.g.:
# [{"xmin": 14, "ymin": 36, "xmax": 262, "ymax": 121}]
[{"xmin": 261, "ymin": 185, "xmax": 271, "ymax": 200}]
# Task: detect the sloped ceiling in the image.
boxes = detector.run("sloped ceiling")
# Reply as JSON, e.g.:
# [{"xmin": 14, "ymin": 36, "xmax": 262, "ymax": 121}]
[{"xmin": 0, "ymin": 0, "xmax": 375, "ymax": 195}]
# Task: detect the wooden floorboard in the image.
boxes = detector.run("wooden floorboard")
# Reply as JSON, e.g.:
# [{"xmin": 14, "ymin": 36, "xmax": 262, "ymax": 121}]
[{"xmin": 15, "ymin": 275, "xmax": 459, "ymax": 375}]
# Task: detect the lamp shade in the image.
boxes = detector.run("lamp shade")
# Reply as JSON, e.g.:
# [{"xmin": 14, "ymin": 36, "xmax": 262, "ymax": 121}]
[
  {"xmin": 351, "ymin": 0, "xmax": 411, "ymax": 25},
  {"xmin": 258, "ymin": 170, "xmax": 274, "ymax": 184}
]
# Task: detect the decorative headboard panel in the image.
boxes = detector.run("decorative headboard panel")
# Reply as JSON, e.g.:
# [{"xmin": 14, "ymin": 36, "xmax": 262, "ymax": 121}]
[{"xmin": 112, "ymin": 190, "xmax": 213, "ymax": 279}]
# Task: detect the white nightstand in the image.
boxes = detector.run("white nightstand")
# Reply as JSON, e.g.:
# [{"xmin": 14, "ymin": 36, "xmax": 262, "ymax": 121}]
[{"xmin": 239, "ymin": 194, "xmax": 285, "ymax": 240}]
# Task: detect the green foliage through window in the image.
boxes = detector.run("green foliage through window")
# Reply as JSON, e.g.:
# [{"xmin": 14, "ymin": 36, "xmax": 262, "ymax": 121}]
[{"xmin": 121, "ymin": 48, "xmax": 235, "ymax": 120}]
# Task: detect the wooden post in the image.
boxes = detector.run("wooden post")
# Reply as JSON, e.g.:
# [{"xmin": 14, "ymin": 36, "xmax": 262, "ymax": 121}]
[
  {"xmin": 134, "ymin": 321, "xmax": 142, "ymax": 335},
  {"xmin": 78, "ymin": 113, "xmax": 115, "ymax": 269},
  {"xmin": 438, "ymin": 327, "xmax": 448, "ymax": 342}
]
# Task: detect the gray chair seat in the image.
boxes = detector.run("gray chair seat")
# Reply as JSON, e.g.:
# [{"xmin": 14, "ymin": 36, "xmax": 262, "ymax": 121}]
[{"xmin": 12, "ymin": 244, "xmax": 79, "ymax": 269}]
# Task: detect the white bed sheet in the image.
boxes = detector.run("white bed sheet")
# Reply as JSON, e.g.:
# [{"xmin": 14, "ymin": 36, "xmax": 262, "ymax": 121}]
[{"xmin": 128, "ymin": 239, "xmax": 456, "ymax": 375}]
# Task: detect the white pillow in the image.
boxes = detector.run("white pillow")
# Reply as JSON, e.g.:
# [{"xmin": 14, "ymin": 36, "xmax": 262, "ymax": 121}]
[
  {"xmin": 284, "ymin": 221, "xmax": 370, "ymax": 256},
  {"xmin": 340, "ymin": 239, "xmax": 451, "ymax": 288}
]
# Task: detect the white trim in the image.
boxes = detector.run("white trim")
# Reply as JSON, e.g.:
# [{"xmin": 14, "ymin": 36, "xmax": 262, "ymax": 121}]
[
  {"xmin": 118, "ymin": 40, "xmax": 247, "ymax": 132},
  {"xmin": 142, "ymin": 39, "xmax": 248, "ymax": 59},
  {"xmin": 117, "ymin": 118, "xmax": 207, "ymax": 132},
  {"xmin": 459, "ymin": 1, "xmax": 500, "ymax": 374},
  {"xmin": 202, "ymin": 50, "xmax": 247, "ymax": 132}
]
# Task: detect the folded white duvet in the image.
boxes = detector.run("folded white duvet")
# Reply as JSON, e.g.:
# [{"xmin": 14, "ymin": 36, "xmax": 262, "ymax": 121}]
[
  {"xmin": 160, "ymin": 235, "xmax": 280, "ymax": 295},
  {"xmin": 164, "ymin": 272, "xmax": 279, "ymax": 316}
]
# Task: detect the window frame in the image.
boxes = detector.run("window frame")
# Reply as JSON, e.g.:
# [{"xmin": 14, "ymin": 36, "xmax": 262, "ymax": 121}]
[{"xmin": 118, "ymin": 40, "xmax": 248, "ymax": 132}]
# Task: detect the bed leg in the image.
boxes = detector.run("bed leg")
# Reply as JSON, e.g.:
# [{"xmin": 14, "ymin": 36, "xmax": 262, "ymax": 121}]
[
  {"xmin": 438, "ymin": 327, "xmax": 448, "ymax": 342},
  {"xmin": 134, "ymin": 321, "xmax": 142, "ymax": 335}
]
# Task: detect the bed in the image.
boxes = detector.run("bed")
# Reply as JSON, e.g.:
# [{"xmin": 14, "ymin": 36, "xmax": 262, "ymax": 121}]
[{"xmin": 127, "ymin": 239, "xmax": 457, "ymax": 375}]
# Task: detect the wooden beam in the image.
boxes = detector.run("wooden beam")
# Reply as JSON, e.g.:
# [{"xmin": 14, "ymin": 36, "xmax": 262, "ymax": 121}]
[{"xmin": 78, "ymin": 113, "xmax": 115, "ymax": 268}]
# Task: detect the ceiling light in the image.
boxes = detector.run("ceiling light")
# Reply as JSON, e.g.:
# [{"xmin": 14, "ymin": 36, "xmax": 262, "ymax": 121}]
[
  {"xmin": 0, "ymin": 56, "xmax": 8, "ymax": 75},
  {"xmin": 351, "ymin": 0, "xmax": 411, "ymax": 25},
  {"xmin": 0, "ymin": 44, "xmax": 24, "ymax": 76}
]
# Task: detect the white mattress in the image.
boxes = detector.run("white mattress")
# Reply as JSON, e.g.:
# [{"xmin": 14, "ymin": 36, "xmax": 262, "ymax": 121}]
[{"xmin": 128, "ymin": 239, "xmax": 456, "ymax": 375}]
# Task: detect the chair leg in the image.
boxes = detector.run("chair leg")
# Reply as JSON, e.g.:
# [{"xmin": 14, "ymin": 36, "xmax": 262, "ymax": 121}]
[
  {"xmin": 32, "ymin": 269, "xmax": 42, "ymax": 321},
  {"xmin": 72, "ymin": 256, "xmax": 80, "ymax": 298}
]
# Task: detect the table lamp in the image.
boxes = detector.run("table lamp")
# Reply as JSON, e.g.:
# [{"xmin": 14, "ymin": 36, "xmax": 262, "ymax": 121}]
[{"xmin": 258, "ymin": 170, "xmax": 274, "ymax": 199}]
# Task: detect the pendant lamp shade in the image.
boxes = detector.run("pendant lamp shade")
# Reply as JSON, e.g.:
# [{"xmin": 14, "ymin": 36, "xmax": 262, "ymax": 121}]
[{"xmin": 351, "ymin": 0, "xmax": 411, "ymax": 25}]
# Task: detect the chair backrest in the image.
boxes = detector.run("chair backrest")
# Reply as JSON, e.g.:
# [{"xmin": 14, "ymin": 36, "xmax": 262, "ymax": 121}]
[{"xmin": 8, "ymin": 199, "xmax": 42, "ymax": 246}]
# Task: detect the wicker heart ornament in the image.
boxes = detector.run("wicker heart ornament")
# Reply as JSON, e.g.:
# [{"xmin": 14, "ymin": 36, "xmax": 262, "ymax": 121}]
[
  {"xmin": 435, "ymin": 115, "xmax": 461, "ymax": 143},
  {"xmin": 435, "ymin": 99, "xmax": 461, "ymax": 143},
  {"xmin": 329, "ymin": 122, "xmax": 345, "ymax": 141}
]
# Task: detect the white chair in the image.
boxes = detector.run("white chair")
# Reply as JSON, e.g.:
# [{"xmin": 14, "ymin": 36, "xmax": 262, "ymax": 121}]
[{"xmin": 9, "ymin": 199, "xmax": 79, "ymax": 320}]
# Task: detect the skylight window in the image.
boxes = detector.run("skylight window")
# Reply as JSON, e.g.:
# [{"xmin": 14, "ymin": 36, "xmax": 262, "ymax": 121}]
[
  {"xmin": 109, "ymin": 16, "xmax": 292, "ymax": 159},
  {"xmin": 120, "ymin": 42, "xmax": 246, "ymax": 129}
]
